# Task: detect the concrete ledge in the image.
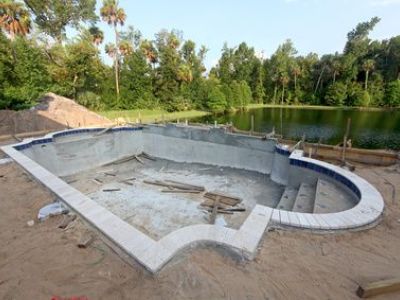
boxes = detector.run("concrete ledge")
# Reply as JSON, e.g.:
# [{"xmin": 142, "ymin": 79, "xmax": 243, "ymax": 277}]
[{"xmin": 269, "ymin": 150, "xmax": 385, "ymax": 230}]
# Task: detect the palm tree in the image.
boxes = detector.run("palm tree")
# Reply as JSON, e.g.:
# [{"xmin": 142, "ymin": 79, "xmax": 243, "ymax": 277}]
[
  {"xmin": 100, "ymin": 0, "xmax": 126, "ymax": 100},
  {"xmin": 279, "ymin": 73, "xmax": 289, "ymax": 105},
  {"xmin": 331, "ymin": 60, "xmax": 341, "ymax": 83},
  {"xmin": 89, "ymin": 26, "xmax": 104, "ymax": 47},
  {"xmin": 105, "ymin": 43, "xmax": 117, "ymax": 59},
  {"xmin": 140, "ymin": 39, "xmax": 158, "ymax": 68},
  {"xmin": 362, "ymin": 59, "xmax": 375, "ymax": 90},
  {"xmin": 177, "ymin": 64, "xmax": 193, "ymax": 83},
  {"xmin": 118, "ymin": 40, "xmax": 133, "ymax": 56},
  {"xmin": 0, "ymin": 0, "xmax": 31, "ymax": 40},
  {"xmin": 291, "ymin": 65, "xmax": 301, "ymax": 90}
]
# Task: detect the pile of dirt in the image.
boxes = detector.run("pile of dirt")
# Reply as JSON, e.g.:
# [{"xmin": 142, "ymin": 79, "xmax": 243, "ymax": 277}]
[{"xmin": 0, "ymin": 93, "xmax": 112, "ymax": 135}]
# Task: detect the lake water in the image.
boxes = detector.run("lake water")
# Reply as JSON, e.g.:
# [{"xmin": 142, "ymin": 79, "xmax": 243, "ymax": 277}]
[{"xmin": 193, "ymin": 107, "xmax": 400, "ymax": 150}]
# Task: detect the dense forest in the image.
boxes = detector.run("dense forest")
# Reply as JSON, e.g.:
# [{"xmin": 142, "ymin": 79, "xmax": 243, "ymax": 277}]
[{"xmin": 0, "ymin": 0, "xmax": 400, "ymax": 112}]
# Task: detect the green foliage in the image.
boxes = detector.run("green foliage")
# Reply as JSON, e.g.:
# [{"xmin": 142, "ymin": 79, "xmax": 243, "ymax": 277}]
[
  {"xmin": 207, "ymin": 85, "xmax": 227, "ymax": 111},
  {"xmin": 384, "ymin": 80, "xmax": 400, "ymax": 107},
  {"xmin": 120, "ymin": 50, "xmax": 153, "ymax": 109},
  {"xmin": 325, "ymin": 82, "xmax": 347, "ymax": 106},
  {"xmin": 24, "ymin": 0, "xmax": 97, "ymax": 42}
]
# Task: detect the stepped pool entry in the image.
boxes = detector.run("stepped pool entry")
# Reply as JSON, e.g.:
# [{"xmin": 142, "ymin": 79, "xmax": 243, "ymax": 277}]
[{"xmin": 1, "ymin": 124, "xmax": 384, "ymax": 273}]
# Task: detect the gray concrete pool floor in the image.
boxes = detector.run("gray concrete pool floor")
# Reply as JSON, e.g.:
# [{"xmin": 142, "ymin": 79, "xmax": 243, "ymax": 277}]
[{"xmin": 62, "ymin": 157, "xmax": 284, "ymax": 240}]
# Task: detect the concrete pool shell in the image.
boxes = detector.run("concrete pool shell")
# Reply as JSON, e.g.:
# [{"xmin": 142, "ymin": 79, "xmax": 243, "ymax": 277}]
[{"xmin": 1, "ymin": 124, "xmax": 385, "ymax": 273}]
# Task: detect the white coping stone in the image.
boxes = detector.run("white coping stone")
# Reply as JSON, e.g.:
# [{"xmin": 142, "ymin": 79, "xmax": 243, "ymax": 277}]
[{"xmin": 271, "ymin": 209, "xmax": 280, "ymax": 224}]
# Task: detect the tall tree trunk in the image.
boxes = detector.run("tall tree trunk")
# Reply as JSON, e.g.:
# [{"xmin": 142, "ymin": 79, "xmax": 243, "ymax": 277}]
[
  {"xmin": 273, "ymin": 84, "xmax": 277, "ymax": 104},
  {"xmin": 294, "ymin": 74, "xmax": 297, "ymax": 91},
  {"xmin": 114, "ymin": 25, "xmax": 120, "ymax": 102},
  {"xmin": 333, "ymin": 71, "xmax": 336, "ymax": 84},
  {"xmin": 365, "ymin": 70, "xmax": 369, "ymax": 90},
  {"xmin": 281, "ymin": 85, "xmax": 285, "ymax": 105},
  {"xmin": 314, "ymin": 66, "xmax": 326, "ymax": 95}
]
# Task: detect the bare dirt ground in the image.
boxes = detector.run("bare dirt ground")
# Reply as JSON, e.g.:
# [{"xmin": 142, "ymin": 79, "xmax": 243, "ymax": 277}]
[
  {"xmin": 1, "ymin": 158, "xmax": 400, "ymax": 299},
  {"xmin": 0, "ymin": 93, "xmax": 111, "ymax": 136}
]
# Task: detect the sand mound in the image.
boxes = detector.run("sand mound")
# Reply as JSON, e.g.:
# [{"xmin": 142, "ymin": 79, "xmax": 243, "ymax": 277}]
[{"xmin": 0, "ymin": 93, "xmax": 112, "ymax": 135}]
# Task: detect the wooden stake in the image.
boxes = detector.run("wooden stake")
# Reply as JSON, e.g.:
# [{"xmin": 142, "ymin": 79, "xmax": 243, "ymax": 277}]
[
  {"xmin": 356, "ymin": 278, "xmax": 400, "ymax": 298},
  {"xmin": 341, "ymin": 118, "xmax": 351, "ymax": 164},
  {"xmin": 77, "ymin": 234, "xmax": 94, "ymax": 249},
  {"xmin": 250, "ymin": 114, "xmax": 254, "ymax": 135}
]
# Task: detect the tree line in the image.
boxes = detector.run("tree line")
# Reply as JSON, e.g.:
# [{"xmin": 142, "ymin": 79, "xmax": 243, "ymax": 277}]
[{"xmin": 0, "ymin": 0, "xmax": 399, "ymax": 111}]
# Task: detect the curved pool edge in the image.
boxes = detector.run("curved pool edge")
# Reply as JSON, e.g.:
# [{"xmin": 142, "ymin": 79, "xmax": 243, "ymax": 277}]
[{"xmin": 0, "ymin": 125, "xmax": 385, "ymax": 273}]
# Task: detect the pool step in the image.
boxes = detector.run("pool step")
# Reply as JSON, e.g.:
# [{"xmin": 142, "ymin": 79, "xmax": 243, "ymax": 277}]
[
  {"xmin": 314, "ymin": 179, "xmax": 354, "ymax": 213},
  {"xmin": 276, "ymin": 187, "xmax": 298, "ymax": 211},
  {"xmin": 292, "ymin": 182, "xmax": 315, "ymax": 213}
]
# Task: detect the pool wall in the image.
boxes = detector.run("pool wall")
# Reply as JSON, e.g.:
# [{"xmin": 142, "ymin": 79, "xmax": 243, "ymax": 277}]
[{"xmin": 1, "ymin": 124, "xmax": 385, "ymax": 273}]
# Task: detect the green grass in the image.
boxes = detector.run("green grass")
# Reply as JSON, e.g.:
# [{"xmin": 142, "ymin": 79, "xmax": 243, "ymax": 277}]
[{"xmin": 98, "ymin": 109, "xmax": 210, "ymax": 123}]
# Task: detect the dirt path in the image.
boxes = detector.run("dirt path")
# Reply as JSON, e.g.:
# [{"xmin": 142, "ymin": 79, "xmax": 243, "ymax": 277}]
[{"xmin": 1, "ymin": 161, "xmax": 400, "ymax": 299}]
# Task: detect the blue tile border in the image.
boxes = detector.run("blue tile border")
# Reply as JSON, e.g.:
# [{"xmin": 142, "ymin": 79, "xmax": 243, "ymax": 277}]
[
  {"xmin": 289, "ymin": 158, "xmax": 361, "ymax": 198},
  {"xmin": 13, "ymin": 126, "xmax": 143, "ymax": 151},
  {"xmin": 275, "ymin": 145, "xmax": 291, "ymax": 157}
]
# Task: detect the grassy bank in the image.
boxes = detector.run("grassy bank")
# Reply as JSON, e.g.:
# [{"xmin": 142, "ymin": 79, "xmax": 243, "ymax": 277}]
[{"xmin": 98, "ymin": 109, "xmax": 210, "ymax": 123}]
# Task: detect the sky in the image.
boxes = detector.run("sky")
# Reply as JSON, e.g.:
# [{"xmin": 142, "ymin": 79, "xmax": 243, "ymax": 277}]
[{"xmin": 94, "ymin": 0, "xmax": 400, "ymax": 70}]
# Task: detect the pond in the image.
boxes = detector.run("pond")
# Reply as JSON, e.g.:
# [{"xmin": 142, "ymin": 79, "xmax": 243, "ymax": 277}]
[{"xmin": 193, "ymin": 107, "xmax": 400, "ymax": 150}]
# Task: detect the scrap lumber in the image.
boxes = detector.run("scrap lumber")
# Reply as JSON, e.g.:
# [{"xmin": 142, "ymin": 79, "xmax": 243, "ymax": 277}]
[
  {"xmin": 104, "ymin": 172, "xmax": 116, "ymax": 177},
  {"xmin": 102, "ymin": 188, "xmax": 120, "ymax": 192},
  {"xmin": 200, "ymin": 199, "xmax": 229, "ymax": 210},
  {"xmin": 58, "ymin": 214, "xmax": 77, "ymax": 229},
  {"xmin": 356, "ymin": 278, "xmax": 400, "ymax": 298},
  {"xmin": 94, "ymin": 126, "xmax": 114, "ymax": 136},
  {"xmin": 204, "ymin": 191, "xmax": 242, "ymax": 206},
  {"xmin": 161, "ymin": 189, "xmax": 202, "ymax": 194},
  {"xmin": 77, "ymin": 234, "xmax": 94, "ymax": 248},
  {"xmin": 134, "ymin": 155, "xmax": 145, "ymax": 165},
  {"xmin": 164, "ymin": 180, "xmax": 205, "ymax": 191},
  {"xmin": 144, "ymin": 180, "xmax": 204, "ymax": 191},
  {"xmin": 209, "ymin": 197, "xmax": 220, "ymax": 224},
  {"xmin": 93, "ymin": 178, "xmax": 103, "ymax": 184},
  {"xmin": 140, "ymin": 152, "xmax": 156, "ymax": 161},
  {"xmin": 202, "ymin": 207, "xmax": 234, "ymax": 215}
]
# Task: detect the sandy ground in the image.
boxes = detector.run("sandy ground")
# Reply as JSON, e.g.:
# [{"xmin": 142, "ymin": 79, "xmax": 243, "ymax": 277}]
[
  {"xmin": 0, "ymin": 93, "xmax": 111, "ymax": 136},
  {"xmin": 1, "ymin": 159, "xmax": 400, "ymax": 299}
]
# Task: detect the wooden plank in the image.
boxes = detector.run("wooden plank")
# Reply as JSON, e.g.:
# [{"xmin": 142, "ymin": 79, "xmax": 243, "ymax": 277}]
[
  {"xmin": 200, "ymin": 199, "xmax": 229, "ymax": 209},
  {"xmin": 209, "ymin": 197, "xmax": 220, "ymax": 224},
  {"xmin": 144, "ymin": 180, "xmax": 198, "ymax": 191},
  {"xmin": 357, "ymin": 278, "xmax": 400, "ymax": 298},
  {"xmin": 164, "ymin": 179, "xmax": 205, "ymax": 191},
  {"xmin": 58, "ymin": 214, "xmax": 77, "ymax": 229},
  {"xmin": 134, "ymin": 155, "xmax": 145, "ymax": 165},
  {"xmin": 204, "ymin": 192, "xmax": 242, "ymax": 206},
  {"xmin": 161, "ymin": 189, "xmax": 202, "ymax": 194},
  {"xmin": 102, "ymin": 188, "xmax": 120, "ymax": 192},
  {"xmin": 140, "ymin": 152, "xmax": 157, "ymax": 161}
]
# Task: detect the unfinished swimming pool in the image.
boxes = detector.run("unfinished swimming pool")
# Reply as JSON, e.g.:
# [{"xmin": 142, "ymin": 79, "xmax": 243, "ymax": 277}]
[{"xmin": 1, "ymin": 124, "xmax": 384, "ymax": 273}]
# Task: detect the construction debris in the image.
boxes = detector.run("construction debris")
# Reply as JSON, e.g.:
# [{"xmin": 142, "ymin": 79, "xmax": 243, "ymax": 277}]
[
  {"xmin": 77, "ymin": 234, "xmax": 94, "ymax": 249},
  {"xmin": 58, "ymin": 214, "xmax": 77, "ymax": 229},
  {"xmin": 204, "ymin": 191, "xmax": 242, "ymax": 206},
  {"xmin": 134, "ymin": 155, "xmax": 145, "ymax": 165},
  {"xmin": 143, "ymin": 179, "xmax": 205, "ymax": 191},
  {"xmin": 92, "ymin": 178, "xmax": 103, "ymax": 185},
  {"xmin": 38, "ymin": 202, "xmax": 68, "ymax": 221},
  {"xmin": 104, "ymin": 172, "xmax": 116, "ymax": 177},
  {"xmin": 27, "ymin": 220, "xmax": 35, "ymax": 227},
  {"xmin": 140, "ymin": 152, "xmax": 156, "ymax": 161},
  {"xmin": 102, "ymin": 188, "xmax": 121, "ymax": 192},
  {"xmin": 209, "ymin": 197, "xmax": 220, "ymax": 224},
  {"xmin": 161, "ymin": 189, "xmax": 202, "ymax": 194},
  {"xmin": 356, "ymin": 277, "xmax": 400, "ymax": 298}
]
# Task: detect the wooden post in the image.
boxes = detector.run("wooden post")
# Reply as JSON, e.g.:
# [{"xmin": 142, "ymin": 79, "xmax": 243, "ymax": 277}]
[
  {"xmin": 250, "ymin": 114, "xmax": 254, "ymax": 136},
  {"xmin": 214, "ymin": 120, "xmax": 217, "ymax": 128},
  {"xmin": 209, "ymin": 197, "xmax": 220, "ymax": 224},
  {"xmin": 341, "ymin": 118, "xmax": 351, "ymax": 164}
]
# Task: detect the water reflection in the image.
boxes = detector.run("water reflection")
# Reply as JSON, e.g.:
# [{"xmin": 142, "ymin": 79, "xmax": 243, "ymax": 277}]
[{"xmin": 193, "ymin": 107, "xmax": 400, "ymax": 150}]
